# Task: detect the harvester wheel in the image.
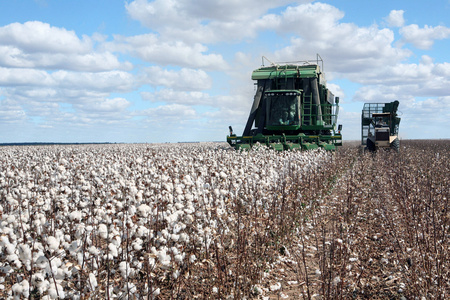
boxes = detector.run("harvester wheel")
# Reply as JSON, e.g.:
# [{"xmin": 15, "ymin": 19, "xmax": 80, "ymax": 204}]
[{"xmin": 390, "ymin": 138, "xmax": 400, "ymax": 152}]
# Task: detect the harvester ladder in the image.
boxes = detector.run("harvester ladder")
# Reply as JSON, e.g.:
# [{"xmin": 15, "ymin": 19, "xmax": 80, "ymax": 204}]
[
  {"xmin": 320, "ymin": 102, "xmax": 332, "ymax": 126},
  {"xmin": 302, "ymin": 92, "xmax": 314, "ymax": 126}
]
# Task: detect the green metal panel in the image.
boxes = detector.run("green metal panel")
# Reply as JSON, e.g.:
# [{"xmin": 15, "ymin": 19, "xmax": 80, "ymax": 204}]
[
  {"xmin": 251, "ymin": 65, "xmax": 319, "ymax": 80},
  {"xmin": 266, "ymin": 125, "xmax": 301, "ymax": 131},
  {"xmin": 302, "ymin": 143, "xmax": 319, "ymax": 150},
  {"xmin": 269, "ymin": 143, "xmax": 284, "ymax": 151},
  {"xmin": 320, "ymin": 143, "xmax": 336, "ymax": 151},
  {"xmin": 284, "ymin": 143, "xmax": 301, "ymax": 150}
]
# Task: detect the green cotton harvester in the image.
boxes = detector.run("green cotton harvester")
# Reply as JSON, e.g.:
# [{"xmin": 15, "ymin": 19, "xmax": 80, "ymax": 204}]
[{"xmin": 227, "ymin": 55, "xmax": 342, "ymax": 151}]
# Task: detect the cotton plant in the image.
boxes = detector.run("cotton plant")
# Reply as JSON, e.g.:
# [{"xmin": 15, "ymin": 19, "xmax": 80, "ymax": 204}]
[{"xmin": 0, "ymin": 142, "xmax": 329, "ymax": 298}]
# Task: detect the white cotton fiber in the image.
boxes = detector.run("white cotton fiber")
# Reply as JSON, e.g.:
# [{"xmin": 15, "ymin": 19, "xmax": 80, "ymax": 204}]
[
  {"xmin": 18, "ymin": 243, "xmax": 32, "ymax": 263},
  {"xmin": 46, "ymin": 236, "xmax": 60, "ymax": 252},
  {"xmin": 48, "ymin": 283, "xmax": 65, "ymax": 299},
  {"xmin": 98, "ymin": 224, "xmax": 108, "ymax": 239},
  {"xmin": 89, "ymin": 273, "xmax": 98, "ymax": 291},
  {"xmin": 12, "ymin": 280, "xmax": 29, "ymax": 298},
  {"xmin": 137, "ymin": 204, "xmax": 151, "ymax": 218},
  {"xmin": 119, "ymin": 261, "xmax": 130, "ymax": 278},
  {"xmin": 108, "ymin": 243, "xmax": 118, "ymax": 258},
  {"xmin": 88, "ymin": 245, "xmax": 101, "ymax": 256},
  {"xmin": 69, "ymin": 210, "xmax": 82, "ymax": 222},
  {"xmin": 35, "ymin": 255, "xmax": 48, "ymax": 269}
]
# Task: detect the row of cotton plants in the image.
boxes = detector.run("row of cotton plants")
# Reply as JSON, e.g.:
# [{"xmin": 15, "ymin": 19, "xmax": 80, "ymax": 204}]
[{"xmin": 0, "ymin": 143, "xmax": 330, "ymax": 299}]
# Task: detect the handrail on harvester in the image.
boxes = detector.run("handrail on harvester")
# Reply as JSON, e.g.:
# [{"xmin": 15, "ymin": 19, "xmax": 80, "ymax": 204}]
[{"xmin": 261, "ymin": 54, "xmax": 324, "ymax": 72}]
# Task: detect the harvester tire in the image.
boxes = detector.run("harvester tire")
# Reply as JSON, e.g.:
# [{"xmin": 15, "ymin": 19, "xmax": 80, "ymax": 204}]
[{"xmin": 390, "ymin": 138, "xmax": 400, "ymax": 152}]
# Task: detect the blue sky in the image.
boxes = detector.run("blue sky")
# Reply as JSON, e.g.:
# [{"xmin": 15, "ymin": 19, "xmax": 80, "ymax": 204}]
[{"xmin": 0, "ymin": 0, "xmax": 449, "ymax": 143}]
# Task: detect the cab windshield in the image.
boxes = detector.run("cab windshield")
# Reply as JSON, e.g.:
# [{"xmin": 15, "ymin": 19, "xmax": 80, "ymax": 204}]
[{"xmin": 266, "ymin": 92, "xmax": 299, "ymax": 126}]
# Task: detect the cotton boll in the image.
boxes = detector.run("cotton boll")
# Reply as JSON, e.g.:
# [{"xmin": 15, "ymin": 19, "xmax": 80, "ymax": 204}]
[
  {"xmin": 69, "ymin": 210, "xmax": 82, "ymax": 222},
  {"xmin": 174, "ymin": 253, "xmax": 185, "ymax": 264},
  {"xmin": 63, "ymin": 241, "xmax": 77, "ymax": 259},
  {"xmin": 132, "ymin": 260, "xmax": 143, "ymax": 270},
  {"xmin": 128, "ymin": 205, "xmax": 137, "ymax": 216},
  {"xmin": 12, "ymin": 279, "xmax": 29, "ymax": 298},
  {"xmin": 46, "ymin": 236, "xmax": 60, "ymax": 252},
  {"xmin": 185, "ymin": 193, "xmax": 193, "ymax": 201},
  {"xmin": 3, "ymin": 226, "xmax": 19, "ymax": 244},
  {"xmin": 160, "ymin": 229, "xmax": 169, "ymax": 239},
  {"xmin": 4, "ymin": 240, "xmax": 16, "ymax": 255},
  {"xmin": 111, "ymin": 235, "xmax": 121, "ymax": 248},
  {"xmin": 172, "ymin": 222, "xmax": 185, "ymax": 234},
  {"xmin": 48, "ymin": 283, "xmax": 65, "ymax": 299},
  {"xmin": 11, "ymin": 256, "xmax": 23, "ymax": 269},
  {"xmin": 171, "ymin": 247, "xmax": 179, "ymax": 256},
  {"xmin": 148, "ymin": 257, "xmax": 156, "ymax": 268},
  {"xmin": 179, "ymin": 233, "xmax": 189, "ymax": 243},
  {"xmin": 119, "ymin": 261, "xmax": 131, "ymax": 278},
  {"xmin": 91, "ymin": 259, "xmax": 99, "ymax": 270},
  {"xmin": 174, "ymin": 202, "xmax": 184, "ymax": 210},
  {"xmin": 184, "ymin": 214, "xmax": 194, "ymax": 224},
  {"xmin": 88, "ymin": 273, "xmax": 97, "ymax": 291},
  {"xmin": 17, "ymin": 243, "xmax": 32, "ymax": 269},
  {"xmin": 88, "ymin": 246, "xmax": 101, "ymax": 256},
  {"xmin": 332, "ymin": 276, "xmax": 341, "ymax": 286},
  {"xmin": 157, "ymin": 248, "xmax": 171, "ymax": 268},
  {"xmin": 129, "ymin": 186, "xmax": 138, "ymax": 196},
  {"xmin": 137, "ymin": 204, "xmax": 151, "ymax": 218},
  {"xmin": 132, "ymin": 238, "xmax": 143, "ymax": 251},
  {"xmin": 98, "ymin": 224, "xmax": 108, "ymax": 239},
  {"xmin": 171, "ymin": 234, "xmax": 180, "ymax": 242},
  {"xmin": 54, "ymin": 230, "xmax": 65, "ymax": 243},
  {"xmin": 136, "ymin": 225, "xmax": 149, "ymax": 238},
  {"xmin": 163, "ymin": 183, "xmax": 173, "ymax": 192},
  {"xmin": 35, "ymin": 255, "xmax": 48, "ymax": 269},
  {"xmin": 77, "ymin": 252, "xmax": 85, "ymax": 267},
  {"xmin": 6, "ymin": 196, "xmax": 18, "ymax": 206},
  {"xmin": 269, "ymin": 282, "xmax": 281, "ymax": 291},
  {"xmin": 151, "ymin": 288, "xmax": 160, "ymax": 297},
  {"xmin": 123, "ymin": 282, "xmax": 137, "ymax": 294},
  {"xmin": 32, "ymin": 273, "xmax": 49, "ymax": 293},
  {"xmin": 85, "ymin": 225, "xmax": 93, "ymax": 233},
  {"xmin": 175, "ymin": 186, "xmax": 183, "ymax": 195},
  {"xmin": 50, "ymin": 256, "xmax": 63, "ymax": 274},
  {"xmin": 108, "ymin": 243, "xmax": 118, "ymax": 258}
]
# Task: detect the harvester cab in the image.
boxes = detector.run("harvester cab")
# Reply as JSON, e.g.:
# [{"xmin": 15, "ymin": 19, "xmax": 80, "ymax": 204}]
[
  {"xmin": 361, "ymin": 101, "xmax": 401, "ymax": 152},
  {"xmin": 227, "ymin": 55, "xmax": 342, "ymax": 151}
]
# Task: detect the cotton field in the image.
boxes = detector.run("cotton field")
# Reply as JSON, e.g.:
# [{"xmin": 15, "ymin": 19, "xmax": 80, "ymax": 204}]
[
  {"xmin": 0, "ymin": 143, "xmax": 329, "ymax": 299},
  {"xmin": 0, "ymin": 140, "xmax": 449, "ymax": 299}
]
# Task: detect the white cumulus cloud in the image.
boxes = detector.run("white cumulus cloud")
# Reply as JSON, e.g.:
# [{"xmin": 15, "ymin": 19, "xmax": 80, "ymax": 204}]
[
  {"xmin": 400, "ymin": 24, "xmax": 450, "ymax": 49},
  {"xmin": 385, "ymin": 10, "xmax": 405, "ymax": 27},
  {"xmin": 0, "ymin": 21, "xmax": 130, "ymax": 71},
  {"xmin": 141, "ymin": 66, "xmax": 212, "ymax": 91}
]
